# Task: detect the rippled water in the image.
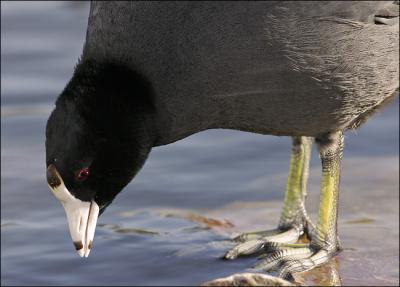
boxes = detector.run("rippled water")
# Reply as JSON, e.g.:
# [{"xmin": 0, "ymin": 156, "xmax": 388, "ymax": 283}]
[{"xmin": 1, "ymin": 2, "xmax": 399, "ymax": 286}]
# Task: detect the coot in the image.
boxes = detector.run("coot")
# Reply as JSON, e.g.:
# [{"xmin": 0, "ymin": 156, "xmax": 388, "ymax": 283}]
[{"xmin": 46, "ymin": 1, "xmax": 399, "ymax": 279}]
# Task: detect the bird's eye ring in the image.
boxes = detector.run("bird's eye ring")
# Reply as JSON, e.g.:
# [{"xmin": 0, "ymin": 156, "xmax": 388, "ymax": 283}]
[{"xmin": 75, "ymin": 167, "xmax": 90, "ymax": 182}]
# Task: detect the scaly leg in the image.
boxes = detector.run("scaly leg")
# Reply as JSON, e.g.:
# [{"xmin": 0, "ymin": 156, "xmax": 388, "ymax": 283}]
[
  {"xmin": 254, "ymin": 132, "xmax": 344, "ymax": 280},
  {"xmin": 225, "ymin": 136, "xmax": 315, "ymax": 259}
]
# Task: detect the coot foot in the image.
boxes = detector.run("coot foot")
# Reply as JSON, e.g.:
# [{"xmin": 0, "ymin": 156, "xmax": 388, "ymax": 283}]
[
  {"xmin": 225, "ymin": 136, "xmax": 314, "ymax": 259},
  {"xmin": 225, "ymin": 131, "xmax": 344, "ymax": 280}
]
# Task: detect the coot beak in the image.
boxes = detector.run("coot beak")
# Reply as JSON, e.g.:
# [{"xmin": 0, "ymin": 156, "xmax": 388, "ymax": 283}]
[{"xmin": 47, "ymin": 164, "xmax": 99, "ymax": 257}]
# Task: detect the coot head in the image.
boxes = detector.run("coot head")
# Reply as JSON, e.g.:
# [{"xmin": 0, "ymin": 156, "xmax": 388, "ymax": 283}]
[{"xmin": 45, "ymin": 59, "xmax": 156, "ymax": 256}]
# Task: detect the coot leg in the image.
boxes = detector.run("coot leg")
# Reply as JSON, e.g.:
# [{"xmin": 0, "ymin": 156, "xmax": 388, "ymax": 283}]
[
  {"xmin": 260, "ymin": 132, "xmax": 343, "ymax": 279},
  {"xmin": 225, "ymin": 137, "xmax": 314, "ymax": 259},
  {"xmin": 225, "ymin": 132, "xmax": 343, "ymax": 279}
]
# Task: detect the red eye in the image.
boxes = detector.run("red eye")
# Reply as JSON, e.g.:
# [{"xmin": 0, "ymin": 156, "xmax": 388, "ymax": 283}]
[{"xmin": 76, "ymin": 167, "xmax": 90, "ymax": 182}]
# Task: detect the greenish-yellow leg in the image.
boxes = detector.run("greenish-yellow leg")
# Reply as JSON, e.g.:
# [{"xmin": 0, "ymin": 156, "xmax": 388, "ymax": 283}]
[
  {"xmin": 276, "ymin": 131, "xmax": 344, "ymax": 279},
  {"xmin": 225, "ymin": 132, "xmax": 344, "ymax": 281},
  {"xmin": 225, "ymin": 136, "xmax": 314, "ymax": 259},
  {"xmin": 279, "ymin": 136, "xmax": 314, "ymax": 233}
]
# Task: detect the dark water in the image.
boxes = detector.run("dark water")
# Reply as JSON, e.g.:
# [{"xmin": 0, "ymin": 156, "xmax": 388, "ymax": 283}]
[{"xmin": 1, "ymin": 2, "xmax": 399, "ymax": 286}]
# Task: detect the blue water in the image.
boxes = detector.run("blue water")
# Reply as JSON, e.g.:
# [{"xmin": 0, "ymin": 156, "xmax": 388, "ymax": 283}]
[{"xmin": 1, "ymin": 2, "xmax": 399, "ymax": 286}]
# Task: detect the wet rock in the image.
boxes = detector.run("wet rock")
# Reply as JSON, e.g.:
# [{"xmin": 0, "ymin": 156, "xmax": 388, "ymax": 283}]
[{"xmin": 201, "ymin": 273, "xmax": 294, "ymax": 286}]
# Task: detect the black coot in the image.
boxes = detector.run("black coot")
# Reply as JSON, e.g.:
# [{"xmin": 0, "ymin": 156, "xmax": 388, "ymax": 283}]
[{"xmin": 45, "ymin": 1, "xmax": 399, "ymax": 279}]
